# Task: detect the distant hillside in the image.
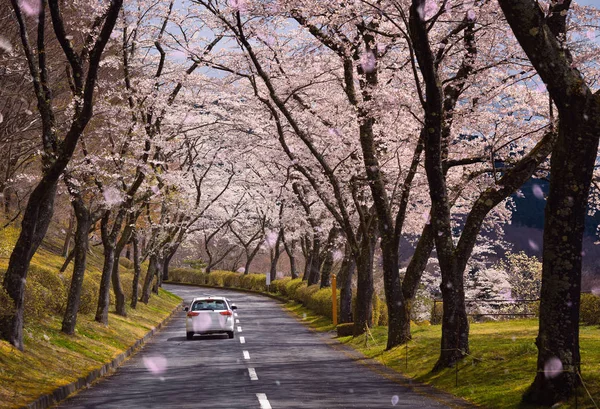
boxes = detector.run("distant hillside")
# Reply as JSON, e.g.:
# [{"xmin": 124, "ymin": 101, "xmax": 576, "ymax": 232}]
[{"xmin": 511, "ymin": 177, "xmax": 600, "ymax": 236}]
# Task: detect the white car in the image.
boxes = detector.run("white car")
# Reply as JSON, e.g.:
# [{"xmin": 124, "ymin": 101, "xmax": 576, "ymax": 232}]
[{"xmin": 185, "ymin": 296, "xmax": 237, "ymax": 340}]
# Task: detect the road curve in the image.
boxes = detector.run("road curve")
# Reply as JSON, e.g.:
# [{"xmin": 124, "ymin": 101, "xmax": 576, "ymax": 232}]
[{"xmin": 56, "ymin": 284, "xmax": 456, "ymax": 409}]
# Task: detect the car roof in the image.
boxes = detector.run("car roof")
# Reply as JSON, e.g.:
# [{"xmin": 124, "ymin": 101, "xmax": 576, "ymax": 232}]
[{"xmin": 191, "ymin": 296, "xmax": 227, "ymax": 302}]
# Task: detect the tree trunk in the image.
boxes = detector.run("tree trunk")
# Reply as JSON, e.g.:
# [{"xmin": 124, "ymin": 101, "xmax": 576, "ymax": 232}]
[
  {"xmin": 307, "ymin": 237, "xmax": 321, "ymax": 286},
  {"xmin": 337, "ymin": 244, "xmax": 355, "ymax": 324},
  {"xmin": 283, "ymin": 238, "xmax": 299, "ymax": 279},
  {"xmin": 353, "ymin": 234, "xmax": 374, "ymax": 336},
  {"xmin": 152, "ymin": 257, "xmax": 162, "ymax": 294},
  {"xmin": 130, "ymin": 231, "xmax": 141, "ymax": 309},
  {"xmin": 433, "ymin": 261, "xmax": 469, "ymax": 371},
  {"xmin": 111, "ymin": 251, "xmax": 126, "ymax": 317},
  {"xmin": 163, "ymin": 248, "xmax": 176, "ymax": 282},
  {"xmin": 3, "ymin": 187, "xmax": 11, "ymax": 216},
  {"xmin": 402, "ymin": 222, "xmax": 435, "ymax": 316},
  {"xmin": 320, "ymin": 227, "xmax": 339, "ymax": 288},
  {"xmin": 301, "ymin": 234, "xmax": 311, "ymax": 281},
  {"xmin": 496, "ymin": 0, "xmax": 600, "ymax": 403},
  {"xmin": 140, "ymin": 254, "xmax": 157, "ymax": 304},
  {"xmin": 243, "ymin": 256, "xmax": 252, "ymax": 275},
  {"xmin": 0, "ymin": 178, "xmax": 58, "ymax": 350},
  {"xmin": 60, "ymin": 249, "xmax": 75, "ymax": 273},
  {"xmin": 61, "ymin": 199, "xmax": 91, "ymax": 335},
  {"xmin": 379, "ymin": 235, "xmax": 411, "ymax": 349},
  {"xmin": 95, "ymin": 243, "xmax": 116, "ymax": 325},
  {"xmin": 269, "ymin": 230, "xmax": 283, "ymax": 282},
  {"xmin": 62, "ymin": 210, "xmax": 74, "ymax": 258}
]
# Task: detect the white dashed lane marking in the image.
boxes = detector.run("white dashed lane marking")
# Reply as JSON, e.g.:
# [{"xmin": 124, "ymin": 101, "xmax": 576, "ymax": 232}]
[
  {"xmin": 237, "ymin": 326, "xmax": 242, "ymax": 332},
  {"xmin": 256, "ymin": 393, "xmax": 272, "ymax": 409},
  {"xmin": 249, "ymin": 368, "xmax": 258, "ymax": 381},
  {"xmin": 243, "ymin": 350, "xmax": 250, "ymax": 360},
  {"xmin": 240, "ymin": 336, "xmax": 245, "ymax": 344},
  {"xmin": 236, "ymin": 319, "xmax": 240, "ymax": 323}
]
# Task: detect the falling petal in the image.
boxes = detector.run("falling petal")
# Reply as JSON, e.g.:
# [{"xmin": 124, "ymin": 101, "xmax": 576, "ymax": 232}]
[
  {"xmin": 586, "ymin": 30, "xmax": 595, "ymax": 40},
  {"xmin": 143, "ymin": 356, "xmax": 168, "ymax": 375},
  {"xmin": 192, "ymin": 313, "xmax": 211, "ymax": 332},
  {"xmin": 391, "ymin": 395, "xmax": 399, "ymax": 406},
  {"xmin": 332, "ymin": 250, "xmax": 344, "ymax": 262},
  {"xmin": 229, "ymin": 0, "xmax": 247, "ymax": 12},
  {"xmin": 0, "ymin": 36, "xmax": 12, "ymax": 54},
  {"xmin": 264, "ymin": 231, "xmax": 279, "ymax": 248},
  {"xmin": 103, "ymin": 187, "xmax": 123, "ymax": 206},
  {"xmin": 543, "ymin": 357, "xmax": 562, "ymax": 379},
  {"xmin": 328, "ymin": 128, "xmax": 342, "ymax": 137},
  {"xmin": 422, "ymin": 212, "xmax": 430, "ymax": 224},
  {"xmin": 532, "ymin": 184, "xmax": 544, "ymax": 199},
  {"xmin": 360, "ymin": 50, "xmax": 376, "ymax": 73},
  {"xmin": 528, "ymin": 239, "xmax": 539, "ymax": 251},
  {"xmin": 18, "ymin": 0, "xmax": 41, "ymax": 16}
]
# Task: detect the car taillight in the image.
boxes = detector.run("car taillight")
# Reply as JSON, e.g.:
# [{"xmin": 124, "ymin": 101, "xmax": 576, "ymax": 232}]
[
  {"xmin": 220, "ymin": 310, "xmax": 232, "ymax": 316},
  {"xmin": 187, "ymin": 311, "xmax": 200, "ymax": 317}
]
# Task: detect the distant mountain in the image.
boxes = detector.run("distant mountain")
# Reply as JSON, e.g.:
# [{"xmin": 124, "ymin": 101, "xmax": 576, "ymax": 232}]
[{"xmin": 511, "ymin": 177, "xmax": 600, "ymax": 236}]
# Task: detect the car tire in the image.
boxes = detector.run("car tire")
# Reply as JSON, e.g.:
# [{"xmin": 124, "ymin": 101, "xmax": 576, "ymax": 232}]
[
  {"xmin": 227, "ymin": 331, "xmax": 234, "ymax": 339},
  {"xmin": 186, "ymin": 332, "xmax": 194, "ymax": 340}
]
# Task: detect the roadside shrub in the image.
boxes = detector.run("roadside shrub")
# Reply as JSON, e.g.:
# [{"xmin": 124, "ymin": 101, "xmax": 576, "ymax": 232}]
[
  {"xmin": 0, "ymin": 225, "xmax": 19, "ymax": 259},
  {"xmin": 305, "ymin": 287, "xmax": 333, "ymax": 319},
  {"xmin": 221, "ymin": 271, "xmax": 241, "ymax": 288},
  {"xmin": 375, "ymin": 293, "xmax": 388, "ymax": 326},
  {"xmin": 77, "ymin": 272, "xmax": 101, "ymax": 315},
  {"xmin": 284, "ymin": 278, "xmax": 306, "ymax": 299},
  {"xmin": 295, "ymin": 284, "xmax": 320, "ymax": 306},
  {"xmin": 240, "ymin": 273, "xmax": 267, "ymax": 291},
  {"xmin": 25, "ymin": 264, "xmax": 67, "ymax": 320},
  {"xmin": 169, "ymin": 268, "xmax": 207, "ymax": 285},
  {"xmin": 337, "ymin": 323, "xmax": 354, "ymax": 337},
  {"xmin": 580, "ymin": 293, "xmax": 600, "ymax": 325},
  {"xmin": 431, "ymin": 301, "xmax": 443, "ymax": 325},
  {"xmin": 121, "ymin": 273, "xmax": 134, "ymax": 301},
  {"xmin": 270, "ymin": 277, "xmax": 291, "ymax": 295},
  {"xmin": 207, "ymin": 271, "xmax": 229, "ymax": 287},
  {"xmin": 0, "ymin": 280, "xmax": 14, "ymax": 318},
  {"xmin": 119, "ymin": 258, "xmax": 133, "ymax": 270}
]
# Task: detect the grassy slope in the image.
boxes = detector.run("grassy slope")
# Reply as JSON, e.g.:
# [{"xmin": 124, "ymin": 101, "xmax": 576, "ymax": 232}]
[
  {"xmin": 0, "ymin": 226, "xmax": 182, "ymax": 409},
  {"xmin": 285, "ymin": 302, "xmax": 600, "ymax": 409}
]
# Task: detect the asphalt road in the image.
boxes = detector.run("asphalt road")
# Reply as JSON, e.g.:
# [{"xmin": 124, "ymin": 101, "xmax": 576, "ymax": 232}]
[{"xmin": 56, "ymin": 284, "xmax": 455, "ymax": 409}]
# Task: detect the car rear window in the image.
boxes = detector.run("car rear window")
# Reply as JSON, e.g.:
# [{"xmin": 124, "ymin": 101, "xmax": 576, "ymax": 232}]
[{"xmin": 191, "ymin": 300, "xmax": 227, "ymax": 311}]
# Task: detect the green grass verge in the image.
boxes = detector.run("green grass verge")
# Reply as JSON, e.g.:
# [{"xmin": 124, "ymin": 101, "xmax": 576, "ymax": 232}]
[
  {"xmin": 0, "ymin": 226, "xmax": 182, "ymax": 409},
  {"xmin": 283, "ymin": 302, "xmax": 600, "ymax": 409},
  {"xmin": 284, "ymin": 301, "xmax": 337, "ymax": 332},
  {"xmin": 0, "ymin": 288, "xmax": 180, "ymax": 409}
]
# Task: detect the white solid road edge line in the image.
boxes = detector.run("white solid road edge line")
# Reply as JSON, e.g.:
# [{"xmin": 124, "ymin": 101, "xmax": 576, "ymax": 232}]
[
  {"xmin": 240, "ymin": 336, "xmax": 246, "ymax": 344},
  {"xmin": 243, "ymin": 350, "xmax": 250, "ymax": 359},
  {"xmin": 256, "ymin": 393, "xmax": 272, "ymax": 409},
  {"xmin": 237, "ymin": 326, "xmax": 243, "ymax": 332},
  {"xmin": 249, "ymin": 368, "xmax": 258, "ymax": 381}
]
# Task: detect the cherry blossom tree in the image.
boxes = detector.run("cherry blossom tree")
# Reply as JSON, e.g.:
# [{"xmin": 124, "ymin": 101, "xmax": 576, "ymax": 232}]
[
  {"xmin": 497, "ymin": 0, "xmax": 600, "ymax": 403},
  {"xmin": 0, "ymin": 0, "xmax": 122, "ymax": 350}
]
